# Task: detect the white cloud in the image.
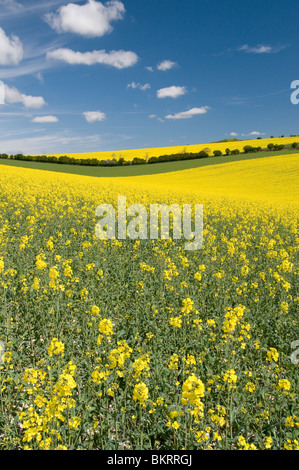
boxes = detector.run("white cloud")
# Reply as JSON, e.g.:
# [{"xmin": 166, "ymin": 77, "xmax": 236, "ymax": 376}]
[
  {"xmin": 0, "ymin": 132, "xmax": 101, "ymax": 154},
  {"xmin": 0, "ymin": 0, "xmax": 23, "ymax": 11},
  {"xmin": 4, "ymin": 85, "xmax": 46, "ymax": 108},
  {"xmin": 157, "ymin": 86, "xmax": 187, "ymax": 99},
  {"xmin": 140, "ymin": 84, "xmax": 150, "ymax": 91},
  {"xmin": 0, "ymin": 1, "xmax": 74, "ymax": 18},
  {"xmin": 45, "ymin": 0, "xmax": 125, "ymax": 37},
  {"xmin": 127, "ymin": 82, "xmax": 150, "ymax": 91},
  {"xmin": 0, "ymin": 59, "xmax": 54, "ymax": 79},
  {"xmin": 239, "ymin": 44, "xmax": 285, "ymax": 54},
  {"xmin": 240, "ymin": 131, "xmax": 266, "ymax": 137},
  {"xmin": 32, "ymin": 115, "xmax": 58, "ymax": 123},
  {"xmin": 0, "ymin": 26, "xmax": 23, "ymax": 65},
  {"xmin": 145, "ymin": 66, "xmax": 153, "ymax": 72},
  {"xmin": 83, "ymin": 110, "xmax": 106, "ymax": 122},
  {"xmin": 165, "ymin": 106, "xmax": 210, "ymax": 120},
  {"xmin": 148, "ymin": 114, "xmax": 164, "ymax": 122},
  {"xmin": 36, "ymin": 72, "xmax": 44, "ymax": 83},
  {"xmin": 47, "ymin": 48, "xmax": 138, "ymax": 69},
  {"xmin": 230, "ymin": 132, "xmax": 238, "ymax": 136},
  {"xmin": 157, "ymin": 60, "xmax": 177, "ymax": 71}
]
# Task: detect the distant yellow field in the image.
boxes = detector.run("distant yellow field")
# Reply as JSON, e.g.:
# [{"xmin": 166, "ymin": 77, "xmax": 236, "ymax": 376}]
[
  {"xmin": 41, "ymin": 136, "xmax": 298, "ymax": 162},
  {"xmin": 124, "ymin": 152, "xmax": 299, "ymax": 206},
  {"xmin": 7, "ymin": 150, "xmax": 298, "ymax": 206}
]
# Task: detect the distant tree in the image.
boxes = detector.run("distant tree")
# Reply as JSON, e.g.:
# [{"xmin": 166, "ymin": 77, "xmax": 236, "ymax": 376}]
[
  {"xmin": 203, "ymin": 147, "xmax": 212, "ymax": 156},
  {"xmin": 198, "ymin": 151, "xmax": 209, "ymax": 158},
  {"xmin": 148, "ymin": 157, "xmax": 158, "ymax": 164},
  {"xmin": 132, "ymin": 157, "xmax": 146, "ymax": 165}
]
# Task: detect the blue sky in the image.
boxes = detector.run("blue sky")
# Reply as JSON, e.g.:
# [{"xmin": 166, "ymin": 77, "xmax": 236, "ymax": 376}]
[{"xmin": 0, "ymin": 0, "xmax": 299, "ymax": 154}]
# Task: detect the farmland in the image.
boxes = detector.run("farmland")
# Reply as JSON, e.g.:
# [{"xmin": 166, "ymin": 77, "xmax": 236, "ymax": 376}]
[
  {"xmin": 20, "ymin": 136, "xmax": 299, "ymax": 162},
  {"xmin": 1, "ymin": 147, "xmax": 298, "ymax": 178},
  {"xmin": 0, "ymin": 153, "xmax": 298, "ymax": 450}
]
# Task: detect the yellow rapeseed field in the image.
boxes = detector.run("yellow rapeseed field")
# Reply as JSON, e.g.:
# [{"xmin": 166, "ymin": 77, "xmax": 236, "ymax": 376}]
[
  {"xmin": 0, "ymin": 153, "xmax": 298, "ymax": 450},
  {"xmin": 41, "ymin": 136, "xmax": 297, "ymax": 161},
  {"xmin": 123, "ymin": 153, "xmax": 299, "ymax": 205}
]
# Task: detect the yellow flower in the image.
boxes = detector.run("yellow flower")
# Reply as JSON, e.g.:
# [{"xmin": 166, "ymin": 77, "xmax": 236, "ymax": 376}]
[
  {"xmin": 265, "ymin": 437, "xmax": 273, "ymax": 449},
  {"xmin": 277, "ymin": 379, "xmax": 291, "ymax": 391},
  {"xmin": 245, "ymin": 382, "xmax": 255, "ymax": 393},
  {"xmin": 223, "ymin": 369, "xmax": 238, "ymax": 386},
  {"xmin": 169, "ymin": 316, "xmax": 182, "ymax": 328},
  {"xmin": 47, "ymin": 338, "xmax": 65, "ymax": 358},
  {"xmin": 132, "ymin": 354, "xmax": 150, "ymax": 379},
  {"xmin": 36, "ymin": 256, "xmax": 47, "ymax": 270},
  {"xmin": 181, "ymin": 298, "xmax": 194, "ymax": 314},
  {"xmin": 98, "ymin": 318, "xmax": 113, "ymax": 336},
  {"xmin": 133, "ymin": 382, "xmax": 149, "ymax": 406},
  {"xmin": 181, "ymin": 374, "xmax": 205, "ymax": 406},
  {"xmin": 267, "ymin": 348, "xmax": 279, "ymax": 363},
  {"xmin": 91, "ymin": 305, "xmax": 100, "ymax": 316},
  {"xmin": 171, "ymin": 421, "xmax": 180, "ymax": 430},
  {"xmin": 168, "ymin": 354, "xmax": 179, "ymax": 370},
  {"xmin": 68, "ymin": 416, "xmax": 81, "ymax": 430}
]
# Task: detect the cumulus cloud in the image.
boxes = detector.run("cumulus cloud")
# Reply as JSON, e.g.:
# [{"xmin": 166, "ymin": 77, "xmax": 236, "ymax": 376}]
[
  {"xmin": 157, "ymin": 86, "xmax": 187, "ymax": 99},
  {"xmin": 248, "ymin": 131, "xmax": 265, "ymax": 136},
  {"xmin": 83, "ymin": 110, "xmax": 106, "ymax": 122},
  {"xmin": 165, "ymin": 106, "xmax": 210, "ymax": 120},
  {"xmin": 157, "ymin": 60, "xmax": 177, "ymax": 71},
  {"xmin": 31, "ymin": 115, "xmax": 58, "ymax": 123},
  {"xmin": 239, "ymin": 44, "xmax": 286, "ymax": 54},
  {"xmin": 4, "ymin": 84, "xmax": 46, "ymax": 108},
  {"xmin": 127, "ymin": 82, "xmax": 150, "ymax": 91},
  {"xmin": 230, "ymin": 132, "xmax": 238, "ymax": 136},
  {"xmin": 45, "ymin": 0, "xmax": 125, "ymax": 37},
  {"xmin": 145, "ymin": 66, "xmax": 153, "ymax": 72},
  {"xmin": 0, "ymin": 27, "xmax": 23, "ymax": 65},
  {"xmin": 47, "ymin": 48, "xmax": 138, "ymax": 69},
  {"xmin": 148, "ymin": 114, "xmax": 157, "ymax": 119}
]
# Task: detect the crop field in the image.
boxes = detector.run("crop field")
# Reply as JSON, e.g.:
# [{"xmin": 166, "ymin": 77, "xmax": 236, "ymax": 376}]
[
  {"xmin": 0, "ymin": 153, "xmax": 298, "ymax": 450},
  {"xmin": 26, "ymin": 136, "xmax": 299, "ymax": 162},
  {"xmin": 1, "ymin": 147, "xmax": 299, "ymax": 179}
]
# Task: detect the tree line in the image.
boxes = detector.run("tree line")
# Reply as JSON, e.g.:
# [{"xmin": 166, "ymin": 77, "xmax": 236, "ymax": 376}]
[{"xmin": 0, "ymin": 142, "xmax": 298, "ymax": 168}]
